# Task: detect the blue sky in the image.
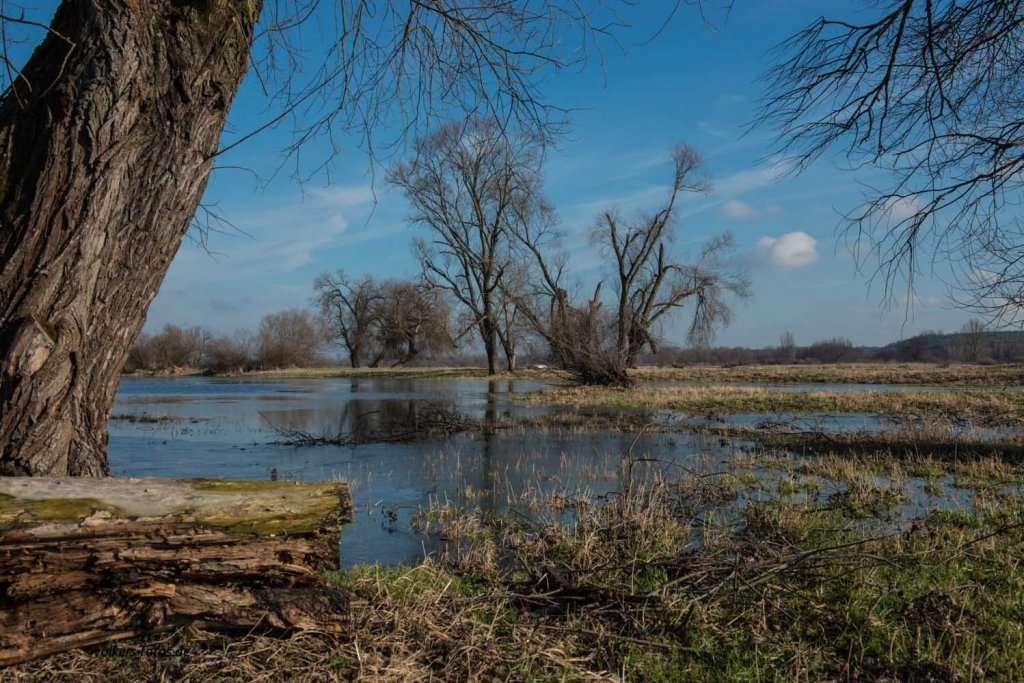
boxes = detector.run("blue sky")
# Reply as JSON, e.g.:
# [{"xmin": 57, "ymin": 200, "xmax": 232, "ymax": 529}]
[{"xmin": 141, "ymin": 1, "xmax": 971, "ymax": 348}]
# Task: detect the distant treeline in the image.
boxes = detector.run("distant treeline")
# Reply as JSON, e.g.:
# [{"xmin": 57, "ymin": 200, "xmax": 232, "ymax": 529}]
[
  {"xmin": 668, "ymin": 324, "xmax": 1024, "ymax": 366},
  {"xmin": 664, "ymin": 337, "xmax": 866, "ymax": 366},
  {"xmin": 126, "ymin": 309, "xmax": 329, "ymax": 374},
  {"xmin": 129, "ymin": 312, "xmax": 1024, "ymax": 375},
  {"xmin": 127, "ymin": 304, "xmax": 487, "ymax": 374}
]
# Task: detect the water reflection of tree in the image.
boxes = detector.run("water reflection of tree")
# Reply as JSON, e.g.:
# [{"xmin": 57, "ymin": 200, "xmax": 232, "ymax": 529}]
[
  {"xmin": 263, "ymin": 397, "xmax": 470, "ymax": 445},
  {"xmin": 338, "ymin": 399, "xmax": 469, "ymax": 444},
  {"xmin": 475, "ymin": 380, "xmax": 501, "ymax": 514}
]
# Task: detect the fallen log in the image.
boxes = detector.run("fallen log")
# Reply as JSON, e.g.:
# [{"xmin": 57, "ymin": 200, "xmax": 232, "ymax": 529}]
[{"xmin": 0, "ymin": 476, "xmax": 353, "ymax": 666}]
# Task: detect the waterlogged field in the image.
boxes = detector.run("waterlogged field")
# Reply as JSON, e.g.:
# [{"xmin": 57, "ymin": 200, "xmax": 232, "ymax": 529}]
[
  {"xmin": 109, "ymin": 375, "xmax": 693, "ymax": 565},
  {"xmin": 32, "ymin": 365, "xmax": 1020, "ymax": 680},
  {"xmin": 253, "ymin": 361, "xmax": 1024, "ymax": 385}
]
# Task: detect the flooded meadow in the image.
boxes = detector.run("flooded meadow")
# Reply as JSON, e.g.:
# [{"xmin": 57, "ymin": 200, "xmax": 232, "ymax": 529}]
[
  {"xmin": 109, "ymin": 372, "xmax": 1024, "ymax": 566},
  {"xmin": 13, "ymin": 368, "xmax": 1022, "ymax": 680}
]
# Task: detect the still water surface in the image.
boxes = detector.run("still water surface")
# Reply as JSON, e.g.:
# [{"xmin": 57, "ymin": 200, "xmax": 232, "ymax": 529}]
[
  {"xmin": 111, "ymin": 376, "xmax": 749, "ymax": 565},
  {"xmin": 109, "ymin": 376, "xmax": 981, "ymax": 565}
]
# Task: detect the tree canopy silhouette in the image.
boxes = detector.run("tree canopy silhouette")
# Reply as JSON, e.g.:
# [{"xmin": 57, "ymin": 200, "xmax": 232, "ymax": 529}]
[{"xmin": 759, "ymin": 0, "xmax": 1024, "ymax": 323}]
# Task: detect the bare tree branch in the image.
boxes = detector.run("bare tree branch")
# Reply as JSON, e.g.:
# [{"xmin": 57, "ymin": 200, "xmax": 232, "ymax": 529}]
[{"xmin": 757, "ymin": 0, "xmax": 1024, "ymax": 323}]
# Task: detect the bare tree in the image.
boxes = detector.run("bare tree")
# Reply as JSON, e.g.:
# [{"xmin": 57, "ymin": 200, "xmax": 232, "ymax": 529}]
[
  {"xmin": 390, "ymin": 118, "xmax": 546, "ymax": 375},
  {"xmin": 538, "ymin": 286, "xmax": 633, "ymax": 386},
  {"xmin": 0, "ymin": 1, "xmax": 655, "ymax": 475},
  {"xmin": 314, "ymin": 271, "xmax": 385, "ymax": 368},
  {"xmin": 372, "ymin": 280, "xmax": 454, "ymax": 367},
  {"xmin": 502, "ymin": 197, "xmax": 633, "ymax": 385},
  {"xmin": 505, "ymin": 145, "xmax": 747, "ymax": 384},
  {"xmin": 959, "ymin": 318, "xmax": 990, "ymax": 363},
  {"xmin": 315, "ymin": 272, "xmax": 453, "ymax": 367},
  {"xmin": 758, "ymin": 0, "xmax": 1024, "ymax": 324},
  {"xmin": 255, "ymin": 309, "xmax": 326, "ymax": 369},
  {"xmin": 593, "ymin": 145, "xmax": 749, "ymax": 367},
  {"xmin": 803, "ymin": 338, "xmax": 859, "ymax": 364},
  {"xmin": 778, "ymin": 331, "xmax": 796, "ymax": 363},
  {"xmin": 202, "ymin": 331, "xmax": 258, "ymax": 374},
  {"xmin": 495, "ymin": 263, "xmax": 536, "ymax": 373},
  {"xmin": 508, "ymin": 245, "xmax": 630, "ymax": 385},
  {"xmin": 126, "ymin": 324, "xmax": 208, "ymax": 372}
]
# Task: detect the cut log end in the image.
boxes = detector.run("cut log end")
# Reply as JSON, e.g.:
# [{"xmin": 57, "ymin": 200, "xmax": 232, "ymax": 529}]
[{"xmin": 0, "ymin": 476, "xmax": 354, "ymax": 667}]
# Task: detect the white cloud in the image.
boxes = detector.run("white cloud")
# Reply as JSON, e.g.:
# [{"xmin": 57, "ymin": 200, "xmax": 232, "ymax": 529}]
[
  {"xmin": 306, "ymin": 184, "xmax": 376, "ymax": 208},
  {"xmin": 721, "ymin": 199, "xmax": 755, "ymax": 219},
  {"xmin": 750, "ymin": 231, "xmax": 819, "ymax": 268},
  {"xmin": 714, "ymin": 166, "xmax": 783, "ymax": 198},
  {"xmin": 719, "ymin": 199, "xmax": 784, "ymax": 220}
]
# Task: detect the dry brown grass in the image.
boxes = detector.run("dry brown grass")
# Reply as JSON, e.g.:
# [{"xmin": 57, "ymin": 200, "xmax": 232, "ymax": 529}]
[
  {"xmin": 8, "ymin": 470, "xmax": 1024, "ymax": 682},
  {"xmin": 631, "ymin": 362, "xmax": 1024, "ymax": 386},
  {"xmin": 702, "ymin": 415, "xmax": 1024, "ymax": 463},
  {"xmin": 228, "ymin": 362, "xmax": 1024, "ymax": 386},
  {"xmin": 7, "ymin": 569, "xmax": 616, "ymax": 682},
  {"xmin": 526, "ymin": 383, "xmax": 1024, "ymax": 424}
]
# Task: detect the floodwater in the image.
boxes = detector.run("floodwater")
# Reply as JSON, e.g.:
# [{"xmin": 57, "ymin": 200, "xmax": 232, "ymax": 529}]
[
  {"xmin": 109, "ymin": 376, "xmax": 1005, "ymax": 566},
  {"xmin": 111, "ymin": 376, "xmax": 732, "ymax": 565}
]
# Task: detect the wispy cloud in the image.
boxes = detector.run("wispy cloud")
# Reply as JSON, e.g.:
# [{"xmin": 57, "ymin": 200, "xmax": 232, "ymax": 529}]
[
  {"xmin": 719, "ymin": 199, "xmax": 783, "ymax": 220},
  {"xmin": 716, "ymin": 93, "xmax": 747, "ymax": 106},
  {"xmin": 183, "ymin": 183, "xmax": 377, "ymax": 275},
  {"xmin": 697, "ymin": 121, "xmax": 732, "ymax": 139},
  {"xmin": 562, "ymin": 185, "xmax": 671, "ymax": 222},
  {"xmin": 871, "ymin": 196, "xmax": 923, "ymax": 223},
  {"xmin": 568, "ymin": 161, "xmax": 791, "ymax": 225},
  {"xmin": 718, "ymin": 158, "xmax": 794, "ymax": 194},
  {"xmin": 897, "ymin": 293, "xmax": 944, "ymax": 308},
  {"xmin": 148, "ymin": 184, "xmax": 383, "ymax": 332}
]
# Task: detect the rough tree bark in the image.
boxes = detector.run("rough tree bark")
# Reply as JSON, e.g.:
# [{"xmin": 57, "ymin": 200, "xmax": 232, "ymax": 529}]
[
  {"xmin": 0, "ymin": 0, "xmax": 260, "ymax": 475},
  {"xmin": 499, "ymin": 333, "xmax": 516, "ymax": 373},
  {"xmin": 480, "ymin": 315, "xmax": 499, "ymax": 376}
]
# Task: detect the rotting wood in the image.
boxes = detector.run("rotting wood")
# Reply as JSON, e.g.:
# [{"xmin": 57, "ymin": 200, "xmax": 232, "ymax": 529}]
[{"xmin": 0, "ymin": 476, "xmax": 353, "ymax": 667}]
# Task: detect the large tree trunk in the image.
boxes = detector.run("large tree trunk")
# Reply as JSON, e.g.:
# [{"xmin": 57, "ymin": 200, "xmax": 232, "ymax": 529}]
[
  {"xmin": 0, "ymin": 0, "xmax": 260, "ymax": 475},
  {"xmin": 616, "ymin": 293, "xmax": 630, "ymax": 364},
  {"xmin": 482, "ymin": 322, "xmax": 498, "ymax": 375},
  {"xmin": 497, "ymin": 327, "xmax": 516, "ymax": 373},
  {"xmin": 349, "ymin": 344, "xmax": 363, "ymax": 368}
]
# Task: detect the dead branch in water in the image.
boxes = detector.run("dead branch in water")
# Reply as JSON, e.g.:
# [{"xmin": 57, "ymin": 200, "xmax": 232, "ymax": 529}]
[{"xmin": 263, "ymin": 401, "xmax": 479, "ymax": 446}]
